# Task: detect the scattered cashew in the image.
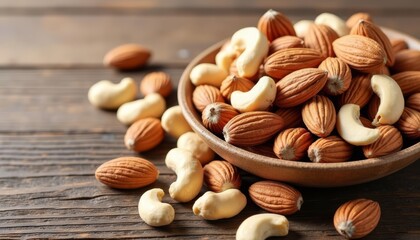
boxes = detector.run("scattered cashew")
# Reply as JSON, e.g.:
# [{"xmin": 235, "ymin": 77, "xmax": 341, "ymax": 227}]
[
  {"xmin": 371, "ymin": 74, "xmax": 405, "ymax": 126},
  {"xmin": 314, "ymin": 12, "xmax": 349, "ymax": 37},
  {"xmin": 138, "ymin": 188, "xmax": 175, "ymax": 227},
  {"xmin": 88, "ymin": 77, "xmax": 137, "ymax": 109},
  {"xmin": 236, "ymin": 213, "xmax": 289, "ymax": 240},
  {"xmin": 117, "ymin": 93, "xmax": 166, "ymax": 125},
  {"xmin": 193, "ymin": 189, "xmax": 247, "ymax": 220},
  {"xmin": 216, "ymin": 27, "xmax": 269, "ymax": 78},
  {"xmin": 230, "ymin": 76, "xmax": 276, "ymax": 112},
  {"xmin": 177, "ymin": 132, "xmax": 214, "ymax": 165},
  {"xmin": 337, "ymin": 104, "xmax": 380, "ymax": 146},
  {"xmin": 293, "ymin": 20, "xmax": 314, "ymax": 38},
  {"xmin": 161, "ymin": 105, "xmax": 192, "ymax": 139},
  {"xmin": 165, "ymin": 148, "xmax": 203, "ymax": 202},
  {"xmin": 190, "ymin": 63, "xmax": 228, "ymax": 87}
]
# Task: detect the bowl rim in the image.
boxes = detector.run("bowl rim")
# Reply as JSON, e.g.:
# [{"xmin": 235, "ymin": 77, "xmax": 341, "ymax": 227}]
[{"xmin": 178, "ymin": 27, "xmax": 420, "ymax": 172}]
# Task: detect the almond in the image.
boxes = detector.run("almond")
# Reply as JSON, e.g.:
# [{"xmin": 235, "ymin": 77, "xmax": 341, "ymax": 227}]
[
  {"xmin": 396, "ymin": 107, "xmax": 420, "ymax": 139},
  {"xmin": 273, "ymin": 128, "xmax": 313, "ymax": 161},
  {"xmin": 304, "ymin": 24, "xmax": 339, "ymax": 58},
  {"xmin": 406, "ymin": 93, "xmax": 420, "ymax": 112},
  {"xmin": 264, "ymin": 48, "xmax": 325, "ymax": 79},
  {"xmin": 203, "ymin": 160, "xmax": 241, "ymax": 192},
  {"xmin": 274, "ymin": 107, "xmax": 304, "ymax": 128},
  {"xmin": 391, "ymin": 71, "xmax": 420, "ymax": 96},
  {"xmin": 350, "ymin": 20, "xmax": 395, "ymax": 66},
  {"xmin": 318, "ymin": 57, "xmax": 352, "ymax": 95},
  {"xmin": 268, "ymin": 36, "xmax": 305, "ymax": 55},
  {"xmin": 249, "ymin": 181, "xmax": 303, "ymax": 215},
  {"xmin": 140, "ymin": 71, "xmax": 172, "ymax": 97},
  {"xmin": 346, "ymin": 12, "xmax": 373, "ymax": 29},
  {"xmin": 124, "ymin": 118, "xmax": 164, "ymax": 152},
  {"xmin": 334, "ymin": 199, "xmax": 381, "ymax": 239},
  {"xmin": 220, "ymin": 75, "xmax": 255, "ymax": 100},
  {"xmin": 192, "ymin": 85, "xmax": 225, "ymax": 112},
  {"xmin": 338, "ymin": 72, "xmax": 373, "ymax": 108},
  {"xmin": 95, "ymin": 157, "xmax": 159, "ymax": 189},
  {"xmin": 362, "ymin": 125, "xmax": 403, "ymax": 158},
  {"xmin": 223, "ymin": 111, "xmax": 284, "ymax": 147},
  {"xmin": 257, "ymin": 9, "xmax": 296, "ymax": 42},
  {"xmin": 302, "ymin": 95, "xmax": 336, "ymax": 137},
  {"xmin": 392, "ymin": 50, "xmax": 420, "ymax": 72},
  {"xmin": 391, "ymin": 39, "xmax": 409, "ymax": 54},
  {"xmin": 202, "ymin": 102, "xmax": 239, "ymax": 135},
  {"xmin": 308, "ymin": 136, "xmax": 353, "ymax": 163},
  {"xmin": 367, "ymin": 95, "xmax": 380, "ymax": 121},
  {"xmin": 333, "ymin": 35, "xmax": 386, "ymax": 73},
  {"xmin": 275, "ymin": 68, "xmax": 329, "ymax": 108},
  {"xmin": 103, "ymin": 44, "xmax": 151, "ymax": 70}
]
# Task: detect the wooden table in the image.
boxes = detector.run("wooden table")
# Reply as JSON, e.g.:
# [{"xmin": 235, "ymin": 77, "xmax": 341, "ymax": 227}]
[{"xmin": 0, "ymin": 1, "xmax": 419, "ymax": 239}]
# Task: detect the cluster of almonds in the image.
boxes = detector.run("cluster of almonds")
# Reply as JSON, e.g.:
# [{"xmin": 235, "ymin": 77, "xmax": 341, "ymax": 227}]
[{"xmin": 190, "ymin": 10, "xmax": 420, "ymax": 165}]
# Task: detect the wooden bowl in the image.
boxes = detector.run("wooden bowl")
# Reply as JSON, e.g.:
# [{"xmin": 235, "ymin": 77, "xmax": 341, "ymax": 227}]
[{"xmin": 178, "ymin": 28, "xmax": 420, "ymax": 187}]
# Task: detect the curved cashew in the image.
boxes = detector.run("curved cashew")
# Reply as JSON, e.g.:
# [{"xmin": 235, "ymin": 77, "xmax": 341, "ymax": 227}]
[
  {"xmin": 193, "ymin": 189, "xmax": 246, "ymax": 220},
  {"xmin": 117, "ymin": 93, "xmax": 166, "ymax": 125},
  {"xmin": 88, "ymin": 78, "xmax": 137, "ymax": 109},
  {"xmin": 138, "ymin": 188, "xmax": 175, "ymax": 227},
  {"xmin": 315, "ymin": 13, "xmax": 349, "ymax": 37},
  {"xmin": 293, "ymin": 20, "xmax": 314, "ymax": 38},
  {"xmin": 161, "ymin": 105, "xmax": 192, "ymax": 139},
  {"xmin": 190, "ymin": 63, "xmax": 228, "ymax": 87},
  {"xmin": 371, "ymin": 74, "xmax": 405, "ymax": 126},
  {"xmin": 165, "ymin": 148, "xmax": 203, "ymax": 202},
  {"xmin": 177, "ymin": 132, "xmax": 215, "ymax": 165},
  {"xmin": 236, "ymin": 213, "xmax": 289, "ymax": 240},
  {"xmin": 337, "ymin": 104, "xmax": 380, "ymax": 146},
  {"xmin": 230, "ymin": 76, "xmax": 276, "ymax": 112},
  {"xmin": 216, "ymin": 27, "xmax": 269, "ymax": 78}
]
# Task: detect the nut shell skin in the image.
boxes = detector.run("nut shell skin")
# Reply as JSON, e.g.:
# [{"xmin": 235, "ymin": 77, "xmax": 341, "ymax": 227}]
[
  {"xmin": 338, "ymin": 72, "xmax": 373, "ymax": 108},
  {"xmin": 396, "ymin": 107, "xmax": 420, "ymax": 139},
  {"xmin": 318, "ymin": 57, "xmax": 352, "ymax": 95},
  {"xmin": 202, "ymin": 102, "xmax": 239, "ymax": 135},
  {"xmin": 308, "ymin": 136, "xmax": 353, "ymax": 163},
  {"xmin": 362, "ymin": 125, "xmax": 403, "ymax": 158},
  {"xmin": 124, "ymin": 118, "xmax": 164, "ymax": 152},
  {"xmin": 203, "ymin": 160, "xmax": 241, "ymax": 192},
  {"xmin": 192, "ymin": 85, "xmax": 225, "ymax": 112},
  {"xmin": 304, "ymin": 24, "xmax": 339, "ymax": 58},
  {"xmin": 391, "ymin": 71, "xmax": 420, "ymax": 96},
  {"xmin": 104, "ymin": 44, "xmax": 151, "ymax": 70},
  {"xmin": 273, "ymin": 128, "xmax": 313, "ymax": 161},
  {"xmin": 257, "ymin": 9, "xmax": 296, "ymax": 42},
  {"xmin": 140, "ymin": 72, "xmax": 172, "ymax": 97},
  {"xmin": 302, "ymin": 95, "xmax": 336, "ymax": 138},
  {"xmin": 334, "ymin": 199, "xmax": 381, "ymax": 239}
]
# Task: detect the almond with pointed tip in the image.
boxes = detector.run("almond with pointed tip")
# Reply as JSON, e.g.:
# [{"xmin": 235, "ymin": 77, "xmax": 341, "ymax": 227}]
[
  {"xmin": 124, "ymin": 118, "xmax": 164, "ymax": 152},
  {"xmin": 140, "ymin": 71, "xmax": 172, "ymax": 97},
  {"xmin": 346, "ymin": 12, "xmax": 373, "ymax": 29},
  {"xmin": 334, "ymin": 199, "xmax": 381, "ymax": 239},
  {"xmin": 392, "ymin": 50, "xmax": 420, "ymax": 72},
  {"xmin": 203, "ymin": 160, "xmax": 241, "ymax": 192},
  {"xmin": 192, "ymin": 85, "xmax": 225, "ymax": 112},
  {"xmin": 308, "ymin": 136, "xmax": 353, "ymax": 163},
  {"xmin": 202, "ymin": 102, "xmax": 239, "ymax": 135},
  {"xmin": 318, "ymin": 57, "xmax": 352, "ymax": 95},
  {"xmin": 396, "ymin": 107, "xmax": 420, "ymax": 139},
  {"xmin": 302, "ymin": 95, "xmax": 336, "ymax": 137},
  {"xmin": 268, "ymin": 36, "xmax": 305, "ymax": 55},
  {"xmin": 220, "ymin": 75, "xmax": 255, "ymax": 100},
  {"xmin": 391, "ymin": 71, "xmax": 420, "ymax": 96},
  {"xmin": 257, "ymin": 9, "xmax": 296, "ymax": 42},
  {"xmin": 95, "ymin": 157, "xmax": 159, "ymax": 189},
  {"xmin": 333, "ymin": 35, "xmax": 386, "ymax": 73},
  {"xmin": 304, "ymin": 24, "xmax": 339, "ymax": 58},
  {"xmin": 338, "ymin": 72, "xmax": 373, "ymax": 108},
  {"xmin": 249, "ymin": 181, "xmax": 303, "ymax": 215},
  {"xmin": 362, "ymin": 125, "xmax": 403, "ymax": 158},
  {"xmin": 273, "ymin": 128, "xmax": 313, "ymax": 161},
  {"xmin": 104, "ymin": 44, "xmax": 151, "ymax": 70}
]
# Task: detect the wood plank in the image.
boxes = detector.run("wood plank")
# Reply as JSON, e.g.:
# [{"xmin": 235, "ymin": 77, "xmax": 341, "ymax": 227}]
[
  {"xmin": 0, "ymin": 14, "xmax": 418, "ymax": 67},
  {"xmin": 0, "ymin": 68, "xmax": 183, "ymax": 133},
  {"xmin": 0, "ymin": 133, "xmax": 418, "ymax": 239}
]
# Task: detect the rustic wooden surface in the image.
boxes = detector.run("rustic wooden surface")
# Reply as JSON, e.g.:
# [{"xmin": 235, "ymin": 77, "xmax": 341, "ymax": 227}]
[{"xmin": 0, "ymin": 1, "xmax": 419, "ymax": 239}]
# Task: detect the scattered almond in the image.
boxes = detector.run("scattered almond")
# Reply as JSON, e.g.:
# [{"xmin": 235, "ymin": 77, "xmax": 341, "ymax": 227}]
[
  {"xmin": 302, "ymin": 95, "xmax": 337, "ymax": 137},
  {"xmin": 140, "ymin": 72, "xmax": 172, "ymax": 97},
  {"xmin": 338, "ymin": 72, "xmax": 373, "ymax": 108},
  {"xmin": 304, "ymin": 24, "xmax": 339, "ymax": 58},
  {"xmin": 346, "ymin": 12, "xmax": 373, "ymax": 29},
  {"xmin": 257, "ymin": 9, "xmax": 296, "ymax": 42},
  {"xmin": 268, "ymin": 36, "xmax": 305, "ymax": 55},
  {"xmin": 308, "ymin": 136, "xmax": 353, "ymax": 163},
  {"xmin": 203, "ymin": 160, "xmax": 241, "ymax": 192},
  {"xmin": 202, "ymin": 102, "xmax": 239, "ymax": 135},
  {"xmin": 192, "ymin": 84, "xmax": 225, "ymax": 112},
  {"xmin": 392, "ymin": 50, "xmax": 420, "ymax": 72},
  {"xmin": 406, "ymin": 93, "xmax": 420, "ymax": 112},
  {"xmin": 362, "ymin": 125, "xmax": 403, "ymax": 158},
  {"xmin": 396, "ymin": 107, "xmax": 420, "ymax": 139},
  {"xmin": 318, "ymin": 57, "xmax": 352, "ymax": 95},
  {"xmin": 391, "ymin": 71, "xmax": 420, "ymax": 96},
  {"xmin": 220, "ymin": 75, "xmax": 255, "ymax": 100},
  {"xmin": 124, "ymin": 118, "xmax": 164, "ymax": 152},
  {"xmin": 273, "ymin": 128, "xmax": 313, "ymax": 161},
  {"xmin": 103, "ymin": 44, "xmax": 151, "ymax": 70}
]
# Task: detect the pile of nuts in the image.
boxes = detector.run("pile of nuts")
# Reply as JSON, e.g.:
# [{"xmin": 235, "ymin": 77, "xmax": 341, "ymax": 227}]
[{"xmin": 88, "ymin": 9, "xmax": 420, "ymax": 240}]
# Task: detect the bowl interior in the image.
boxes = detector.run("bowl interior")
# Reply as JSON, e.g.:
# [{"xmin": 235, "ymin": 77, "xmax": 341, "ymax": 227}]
[{"xmin": 178, "ymin": 27, "xmax": 420, "ymax": 187}]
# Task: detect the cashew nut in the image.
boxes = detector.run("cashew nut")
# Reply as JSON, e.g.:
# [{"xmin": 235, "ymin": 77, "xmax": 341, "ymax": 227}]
[
  {"xmin": 230, "ymin": 76, "xmax": 276, "ymax": 112},
  {"xmin": 190, "ymin": 63, "xmax": 228, "ymax": 87},
  {"xmin": 192, "ymin": 189, "xmax": 246, "ymax": 220},
  {"xmin": 177, "ymin": 132, "xmax": 215, "ymax": 165},
  {"xmin": 161, "ymin": 105, "xmax": 192, "ymax": 139},
  {"xmin": 165, "ymin": 148, "xmax": 203, "ymax": 202},
  {"xmin": 88, "ymin": 78, "xmax": 137, "ymax": 109},
  {"xmin": 138, "ymin": 188, "xmax": 175, "ymax": 227},
  {"xmin": 117, "ymin": 93, "xmax": 166, "ymax": 125},
  {"xmin": 371, "ymin": 74, "xmax": 405, "ymax": 126},
  {"xmin": 293, "ymin": 20, "xmax": 314, "ymax": 38},
  {"xmin": 337, "ymin": 104, "xmax": 380, "ymax": 146},
  {"xmin": 216, "ymin": 27, "xmax": 269, "ymax": 78},
  {"xmin": 236, "ymin": 213, "xmax": 289, "ymax": 240},
  {"xmin": 314, "ymin": 13, "xmax": 349, "ymax": 37}
]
